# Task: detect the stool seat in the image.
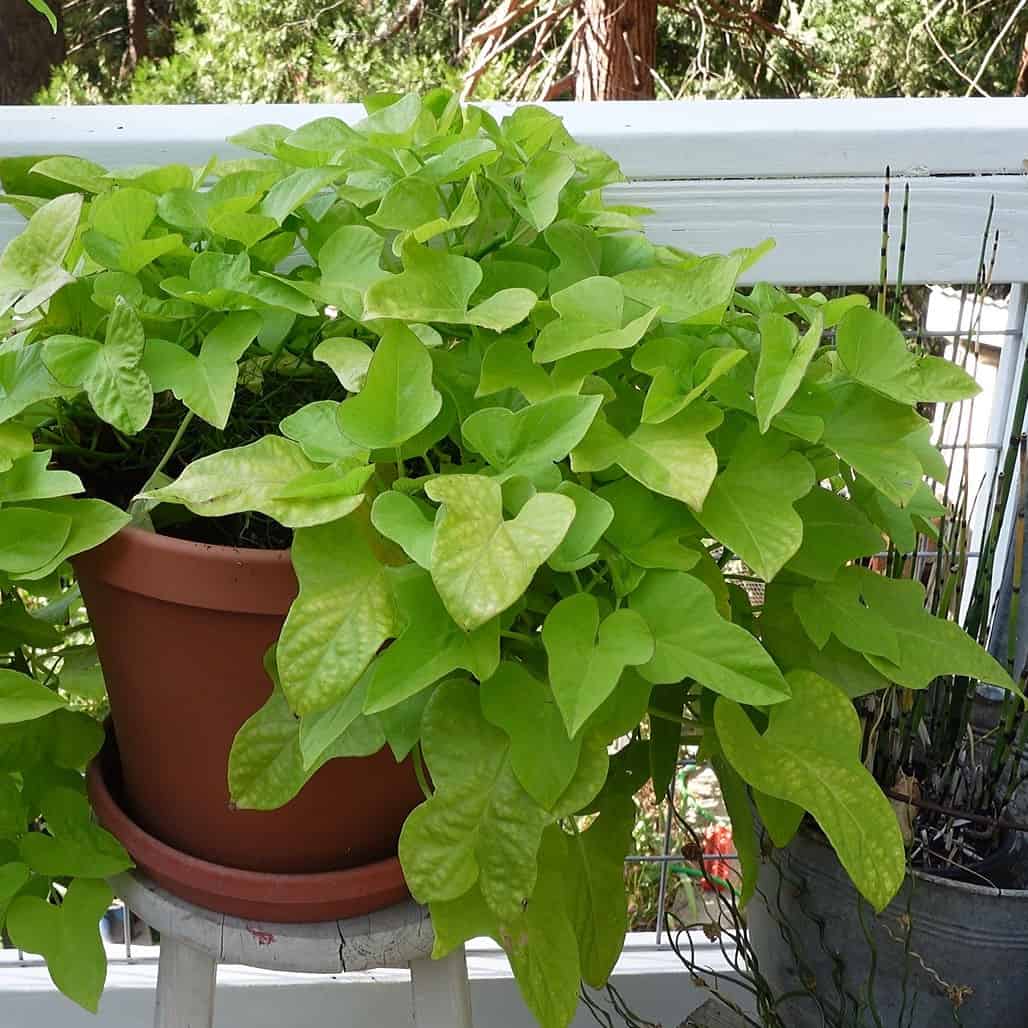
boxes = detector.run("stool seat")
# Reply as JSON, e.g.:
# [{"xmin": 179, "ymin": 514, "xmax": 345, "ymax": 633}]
[{"xmin": 111, "ymin": 872, "xmax": 473, "ymax": 1027}]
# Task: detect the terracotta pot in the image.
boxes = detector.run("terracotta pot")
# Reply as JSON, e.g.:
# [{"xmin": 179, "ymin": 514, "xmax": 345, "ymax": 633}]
[
  {"xmin": 87, "ymin": 732, "xmax": 410, "ymax": 922},
  {"xmin": 74, "ymin": 526, "xmax": 423, "ymax": 879}
]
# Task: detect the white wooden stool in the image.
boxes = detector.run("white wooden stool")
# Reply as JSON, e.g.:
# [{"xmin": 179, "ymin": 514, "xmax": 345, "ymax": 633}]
[{"xmin": 111, "ymin": 873, "xmax": 473, "ymax": 1028}]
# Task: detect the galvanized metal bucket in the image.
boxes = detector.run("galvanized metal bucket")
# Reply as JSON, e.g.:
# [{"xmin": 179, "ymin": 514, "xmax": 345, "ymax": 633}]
[{"xmin": 747, "ymin": 828, "xmax": 1028, "ymax": 1027}]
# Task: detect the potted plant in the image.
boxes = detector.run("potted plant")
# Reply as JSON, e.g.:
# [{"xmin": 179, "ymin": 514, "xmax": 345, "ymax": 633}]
[
  {"xmin": 0, "ymin": 90, "xmax": 1010, "ymax": 1026},
  {"xmin": 737, "ymin": 270, "xmax": 1028, "ymax": 1026}
]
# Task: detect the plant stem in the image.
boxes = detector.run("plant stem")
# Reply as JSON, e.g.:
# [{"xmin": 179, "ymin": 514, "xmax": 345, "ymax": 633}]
[
  {"xmin": 153, "ymin": 411, "xmax": 195, "ymax": 478},
  {"xmin": 413, "ymin": 743, "xmax": 433, "ymax": 800}
]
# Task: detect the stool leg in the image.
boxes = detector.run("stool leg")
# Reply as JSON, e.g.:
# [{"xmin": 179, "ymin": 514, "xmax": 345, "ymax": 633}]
[
  {"xmin": 154, "ymin": 937, "xmax": 217, "ymax": 1028},
  {"xmin": 410, "ymin": 946, "xmax": 473, "ymax": 1028}
]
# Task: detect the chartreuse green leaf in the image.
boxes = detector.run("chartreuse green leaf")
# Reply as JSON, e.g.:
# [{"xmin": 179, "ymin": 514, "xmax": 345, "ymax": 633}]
[
  {"xmin": 335, "ymin": 326, "xmax": 442, "ymax": 449},
  {"xmin": 519, "ymin": 150, "xmax": 575, "ymax": 231},
  {"xmin": 314, "ymin": 336, "xmax": 373, "ymax": 392},
  {"xmin": 852, "ymin": 477, "xmax": 945, "ymax": 554},
  {"xmin": 565, "ymin": 797, "xmax": 636, "ymax": 985},
  {"xmin": 426, "ymin": 475, "xmax": 575, "ymax": 631},
  {"xmin": 633, "ymin": 338, "xmax": 746, "ymax": 424},
  {"xmin": 229, "ymin": 648, "xmax": 384, "ymax": 806},
  {"xmin": 280, "ymin": 401, "xmax": 366, "ymax": 464},
  {"xmin": 363, "ymin": 241, "xmax": 536, "ymax": 331},
  {"xmin": 30, "ymin": 156, "xmax": 109, "ymax": 194},
  {"xmin": 83, "ymin": 187, "xmax": 182, "ymax": 274},
  {"xmin": 26, "ymin": 0, "xmax": 59, "ymax": 31},
  {"xmin": 481, "ymin": 662, "xmax": 582, "ymax": 809},
  {"xmin": 697, "ymin": 432, "xmax": 815, "ymax": 581},
  {"xmin": 141, "ymin": 311, "xmax": 262, "ymax": 428},
  {"xmin": 260, "ymin": 167, "xmax": 343, "ymax": 225},
  {"xmin": 477, "ymin": 333, "xmax": 553, "ymax": 403},
  {"xmin": 7, "ymin": 877, "xmax": 113, "ymax": 1012},
  {"xmin": 312, "ymin": 226, "xmax": 390, "ymax": 318},
  {"xmin": 793, "ymin": 574, "xmax": 901, "ymax": 663},
  {"xmin": 617, "ymin": 253, "xmax": 743, "ymax": 325},
  {"xmin": 19, "ymin": 788, "xmax": 130, "ymax": 877},
  {"xmin": 820, "ymin": 382, "xmax": 928, "ymax": 506},
  {"xmin": 9, "ymin": 498, "xmax": 129, "ymax": 582},
  {"xmin": 533, "ymin": 277, "xmax": 658, "ymax": 363},
  {"xmin": 761, "ymin": 584, "xmax": 890, "ymax": 700},
  {"xmin": 784, "ymin": 487, "xmax": 882, "ymax": 581},
  {"xmin": 398, "ymin": 679, "xmax": 551, "ymax": 918},
  {"xmin": 462, "ymin": 394, "xmax": 602, "ymax": 480},
  {"xmin": 549, "ymin": 481, "xmax": 613, "ymax": 572},
  {"xmin": 630, "ymin": 571, "xmax": 790, "ymax": 704},
  {"xmin": 0, "ymin": 422, "xmax": 33, "ymax": 473},
  {"xmin": 0, "ymin": 670, "xmax": 66, "ymax": 723},
  {"xmin": 429, "ymin": 829, "xmax": 582, "ymax": 1028},
  {"xmin": 363, "ymin": 566, "xmax": 499, "ymax": 714},
  {"xmin": 276, "ymin": 517, "xmax": 395, "ymax": 716},
  {"xmin": 139, "ymin": 436, "xmax": 370, "ymax": 528},
  {"xmin": 371, "ymin": 491, "xmax": 435, "ymax": 568},
  {"xmin": 715, "ymin": 670, "xmax": 905, "ymax": 911},
  {"xmin": 0, "ymin": 450, "xmax": 81, "ymax": 501},
  {"xmin": 299, "ymin": 670, "xmax": 385, "ymax": 772},
  {"xmin": 43, "ymin": 299, "xmax": 153, "ymax": 435},
  {"xmin": 0, "ymin": 862, "xmax": 31, "ymax": 922},
  {"xmin": 228, "ymin": 680, "xmax": 308, "ymax": 809},
  {"xmin": 573, "ymin": 403, "xmax": 723, "ymax": 510},
  {"xmin": 597, "ymin": 476, "xmax": 701, "ymax": 572},
  {"xmin": 837, "ymin": 307, "xmax": 980, "ymax": 405},
  {"xmin": 754, "ymin": 311, "xmax": 824, "ymax": 432},
  {"xmin": 0, "ymin": 509, "xmax": 70, "ymax": 577},
  {"xmin": 841, "ymin": 567, "xmax": 1016, "ymax": 691},
  {"xmin": 0, "ymin": 193, "xmax": 80, "ymax": 315},
  {"xmin": 542, "ymin": 594, "xmax": 653, "ymax": 737},
  {"xmin": 412, "ymin": 176, "xmax": 479, "ymax": 244}
]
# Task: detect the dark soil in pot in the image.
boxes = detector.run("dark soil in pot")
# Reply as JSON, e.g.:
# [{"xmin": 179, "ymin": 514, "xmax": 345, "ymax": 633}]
[
  {"xmin": 747, "ymin": 826, "xmax": 1028, "ymax": 1027},
  {"xmin": 74, "ymin": 525, "xmax": 424, "ymax": 877}
]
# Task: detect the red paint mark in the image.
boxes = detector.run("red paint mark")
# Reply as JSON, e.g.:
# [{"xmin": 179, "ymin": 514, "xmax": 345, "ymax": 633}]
[{"xmin": 248, "ymin": 927, "xmax": 276, "ymax": 946}]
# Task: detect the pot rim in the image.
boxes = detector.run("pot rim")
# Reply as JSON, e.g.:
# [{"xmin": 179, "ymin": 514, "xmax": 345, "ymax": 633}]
[
  {"xmin": 86, "ymin": 741, "xmax": 411, "ymax": 922},
  {"xmin": 72, "ymin": 523, "xmax": 298, "ymax": 615}
]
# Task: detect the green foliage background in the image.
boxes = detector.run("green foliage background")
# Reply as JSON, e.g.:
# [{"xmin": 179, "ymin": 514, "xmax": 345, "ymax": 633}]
[{"xmin": 36, "ymin": 0, "xmax": 1028, "ymax": 106}]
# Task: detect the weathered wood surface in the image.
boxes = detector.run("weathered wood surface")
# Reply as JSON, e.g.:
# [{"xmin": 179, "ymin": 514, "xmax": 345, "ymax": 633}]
[{"xmin": 111, "ymin": 873, "xmax": 434, "ymax": 974}]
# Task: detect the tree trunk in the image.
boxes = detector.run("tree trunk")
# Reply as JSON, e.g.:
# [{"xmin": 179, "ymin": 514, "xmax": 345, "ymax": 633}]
[
  {"xmin": 121, "ymin": 0, "xmax": 149, "ymax": 78},
  {"xmin": 573, "ymin": 0, "xmax": 657, "ymax": 100},
  {"xmin": 0, "ymin": 0, "xmax": 65, "ymax": 104},
  {"xmin": 1015, "ymin": 30, "xmax": 1028, "ymax": 97}
]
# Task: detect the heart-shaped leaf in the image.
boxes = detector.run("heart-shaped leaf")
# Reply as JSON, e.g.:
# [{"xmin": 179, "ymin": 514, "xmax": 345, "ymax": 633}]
[
  {"xmin": 837, "ymin": 307, "xmax": 980, "ymax": 405},
  {"xmin": 43, "ymin": 299, "xmax": 153, "ymax": 434},
  {"xmin": 480, "ymin": 662, "xmax": 583, "ymax": 809},
  {"xmin": 461, "ymin": 394, "xmax": 602, "ymax": 480},
  {"xmin": 573, "ymin": 403, "xmax": 723, "ymax": 510},
  {"xmin": 754, "ymin": 311, "xmax": 823, "ymax": 432},
  {"xmin": 142, "ymin": 310, "xmax": 262, "ymax": 428},
  {"xmin": 697, "ymin": 431, "xmax": 815, "ymax": 581},
  {"xmin": 533, "ymin": 276, "xmax": 657, "ymax": 363},
  {"xmin": 630, "ymin": 571, "xmax": 790, "ymax": 704},
  {"xmin": 277, "ymin": 517, "xmax": 395, "ymax": 716},
  {"xmin": 7, "ymin": 877, "xmax": 113, "ymax": 1012},
  {"xmin": 715, "ymin": 670, "xmax": 904, "ymax": 911},
  {"xmin": 139, "ymin": 436, "xmax": 369, "ymax": 528},
  {"xmin": 336, "ymin": 326, "xmax": 442, "ymax": 449},
  {"xmin": 363, "ymin": 565, "xmax": 499, "ymax": 714},
  {"xmin": 425, "ymin": 475, "xmax": 575, "ymax": 631},
  {"xmin": 0, "ymin": 193, "xmax": 80, "ymax": 315},
  {"xmin": 0, "ymin": 670, "xmax": 66, "ymax": 723},
  {"xmin": 542, "ymin": 593, "xmax": 654, "ymax": 736}
]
